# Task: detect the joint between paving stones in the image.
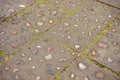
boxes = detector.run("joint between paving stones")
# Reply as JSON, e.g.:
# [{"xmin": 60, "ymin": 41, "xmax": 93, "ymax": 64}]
[{"xmin": 94, "ymin": 0, "xmax": 120, "ymax": 10}]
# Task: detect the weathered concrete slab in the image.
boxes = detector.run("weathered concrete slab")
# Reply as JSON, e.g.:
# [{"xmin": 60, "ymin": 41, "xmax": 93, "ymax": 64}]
[
  {"xmin": 99, "ymin": 0, "xmax": 120, "ymax": 9},
  {"xmin": 86, "ymin": 18, "xmax": 120, "ymax": 73},
  {"xmin": 1, "ymin": 37, "xmax": 74, "ymax": 80},
  {"xmin": 0, "ymin": 0, "xmax": 35, "ymax": 18},
  {"xmin": 47, "ymin": 0, "xmax": 86, "ymax": 11},
  {"xmin": 0, "ymin": 16, "xmax": 39, "ymax": 55},
  {"xmin": 22, "ymin": 2, "xmax": 66, "ymax": 31},
  {"xmin": 59, "ymin": 57, "xmax": 119, "ymax": 80},
  {"xmin": 47, "ymin": 1, "xmax": 119, "ymax": 51}
]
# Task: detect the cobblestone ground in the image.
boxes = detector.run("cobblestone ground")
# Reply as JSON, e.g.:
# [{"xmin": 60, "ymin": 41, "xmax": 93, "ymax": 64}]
[{"xmin": 0, "ymin": 0, "xmax": 120, "ymax": 80}]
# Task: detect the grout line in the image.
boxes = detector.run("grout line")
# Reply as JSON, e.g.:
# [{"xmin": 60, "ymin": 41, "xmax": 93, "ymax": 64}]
[{"xmin": 94, "ymin": 0, "xmax": 120, "ymax": 10}]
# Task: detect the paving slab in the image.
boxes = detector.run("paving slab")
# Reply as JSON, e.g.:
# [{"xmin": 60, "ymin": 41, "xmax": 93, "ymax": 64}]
[
  {"xmin": 0, "ymin": 0, "xmax": 35, "ymax": 19},
  {"xmin": 22, "ymin": 2, "xmax": 66, "ymax": 31},
  {"xmin": 47, "ymin": 0, "xmax": 87, "ymax": 12},
  {"xmin": 86, "ymin": 18, "xmax": 120, "ymax": 73},
  {"xmin": 47, "ymin": 1, "xmax": 119, "ymax": 51},
  {"xmin": 0, "ymin": 15, "xmax": 39, "ymax": 55},
  {"xmin": 59, "ymin": 57, "xmax": 119, "ymax": 80},
  {"xmin": 99, "ymin": 0, "xmax": 120, "ymax": 9},
  {"xmin": 1, "ymin": 37, "xmax": 74, "ymax": 80}
]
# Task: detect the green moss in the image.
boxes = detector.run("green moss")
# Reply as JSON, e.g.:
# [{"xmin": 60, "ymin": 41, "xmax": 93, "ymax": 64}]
[{"xmin": 0, "ymin": 50, "xmax": 7, "ymax": 57}]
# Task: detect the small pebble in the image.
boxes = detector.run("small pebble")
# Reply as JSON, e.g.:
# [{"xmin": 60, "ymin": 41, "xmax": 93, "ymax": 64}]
[
  {"xmin": 91, "ymin": 50, "xmax": 97, "ymax": 56},
  {"xmin": 22, "ymin": 53, "xmax": 25, "ymax": 57},
  {"xmin": 47, "ymin": 69, "xmax": 54, "ymax": 75},
  {"xmin": 37, "ymin": 21, "xmax": 43, "ymax": 26},
  {"xmin": 56, "ymin": 67, "xmax": 60, "ymax": 70},
  {"xmin": 107, "ymin": 57, "xmax": 112, "ymax": 63},
  {"xmin": 0, "ymin": 31, "xmax": 6, "ymax": 35},
  {"xmin": 68, "ymin": 35, "xmax": 71, "ymax": 39},
  {"xmin": 96, "ymin": 72, "xmax": 105, "ymax": 79},
  {"xmin": 32, "ymin": 50, "xmax": 37, "ymax": 54},
  {"xmin": 32, "ymin": 66, "xmax": 36, "ymax": 69},
  {"xmin": 37, "ymin": 46, "xmax": 41, "ymax": 48},
  {"xmin": 15, "ymin": 75, "xmax": 19, "ymax": 79},
  {"xmin": 64, "ymin": 22, "xmax": 69, "ymax": 26},
  {"xmin": 88, "ymin": 32, "xmax": 92, "ymax": 36},
  {"xmin": 26, "ymin": 22, "xmax": 31, "ymax": 27},
  {"xmin": 47, "ymin": 47, "xmax": 53, "ymax": 51},
  {"xmin": 11, "ymin": 31, "xmax": 18, "ymax": 35},
  {"xmin": 108, "ymin": 15, "xmax": 112, "ymax": 18},
  {"xmin": 36, "ymin": 76, "xmax": 41, "ymax": 80},
  {"xmin": 111, "ymin": 29, "xmax": 116, "ymax": 32},
  {"xmin": 72, "ymin": 53, "xmax": 75, "ymax": 55},
  {"xmin": 96, "ymin": 19, "xmax": 98, "ymax": 22},
  {"xmin": 97, "ymin": 42, "xmax": 108, "ymax": 48},
  {"xmin": 59, "ymin": 58, "xmax": 66, "ymax": 62},
  {"xmin": 19, "ymin": 5, "xmax": 26, "ymax": 8},
  {"xmin": 35, "ymin": 29, "xmax": 39, "ymax": 32},
  {"xmin": 98, "ymin": 26, "xmax": 101, "ymax": 29},
  {"xmin": 61, "ymin": 50, "xmax": 65, "ymax": 53},
  {"xmin": 37, "ymin": 13, "xmax": 44, "ymax": 17},
  {"xmin": 10, "ymin": 42, "xmax": 17, "ymax": 48},
  {"xmin": 49, "ymin": 20, "xmax": 53, "ymax": 24},
  {"xmin": 84, "ymin": 77, "xmax": 89, "ymax": 80},
  {"xmin": 4, "ymin": 66, "xmax": 10, "ymax": 71},
  {"xmin": 50, "ymin": 10, "xmax": 57, "ymax": 16},
  {"xmin": 8, "ymin": 8, "xmax": 14, "ymax": 12},
  {"xmin": 45, "ymin": 54, "xmax": 52, "ymax": 60},
  {"xmin": 28, "ymin": 58, "xmax": 32, "ymax": 61},
  {"xmin": 78, "ymin": 63, "xmax": 87, "ymax": 70},
  {"xmin": 70, "ymin": 73, "xmax": 75, "ymax": 78},
  {"xmin": 74, "ymin": 45, "xmax": 80, "ymax": 49},
  {"xmin": 13, "ymin": 68, "xmax": 19, "ymax": 73}
]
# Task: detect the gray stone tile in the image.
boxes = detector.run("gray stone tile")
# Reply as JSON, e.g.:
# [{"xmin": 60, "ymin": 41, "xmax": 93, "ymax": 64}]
[
  {"xmin": 0, "ymin": 0, "xmax": 35, "ymax": 18},
  {"xmin": 23, "ymin": 2, "xmax": 66, "ymax": 31}
]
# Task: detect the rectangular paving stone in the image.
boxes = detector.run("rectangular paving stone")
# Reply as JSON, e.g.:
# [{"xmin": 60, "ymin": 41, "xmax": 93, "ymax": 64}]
[
  {"xmin": 99, "ymin": 0, "xmax": 120, "ymax": 9},
  {"xmin": 86, "ymin": 18, "xmax": 120, "ymax": 74},
  {"xmin": 1, "ymin": 37, "xmax": 74, "ymax": 80},
  {"xmin": 22, "ymin": 2, "xmax": 66, "ymax": 31},
  {"xmin": 0, "ymin": 15, "xmax": 40, "ymax": 55},
  {"xmin": 0, "ymin": 0, "xmax": 35, "ymax": 18},
  {"xmin": 47, "ymin": 1, "xmax": 119, "ymax": 51},
  {"xmin": 47, "ymin": 0, "xmax": 87, "ymax": 11},
  {"xmin": 59, "ymin": 57, "xmax": 119, "ymax": 80}
]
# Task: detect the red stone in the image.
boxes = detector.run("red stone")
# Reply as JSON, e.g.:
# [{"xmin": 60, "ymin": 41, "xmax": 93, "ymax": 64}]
[{"xmin": 97, "ymin": 42, "xmax": 108, "ymax": 48}]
